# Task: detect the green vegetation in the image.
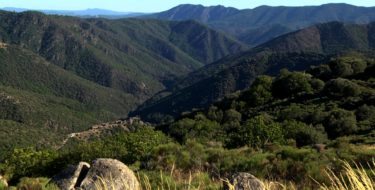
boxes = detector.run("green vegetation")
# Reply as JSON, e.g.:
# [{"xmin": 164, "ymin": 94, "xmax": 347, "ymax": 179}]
[
  {"xmin": 0, "ymin": 10, "xmax": 374, "ymax": 190},
  {"xmin": 1, "ymin": 55, "xmax": 373, "ymax": 189},
  {"xmin": 135, "ymin": 21, "xmax": 375, "ymax": 123},
  {"xmin": 0, "ymin": 11, "xmax": 248, "ymax": 154}
]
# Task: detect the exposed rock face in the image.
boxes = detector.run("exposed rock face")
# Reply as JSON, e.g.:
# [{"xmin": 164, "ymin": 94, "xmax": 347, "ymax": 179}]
[
  {"xmin": 0, "ymin": 175, "xmax": 8, "ymax": 187},
  {"xmin": 50, "ymin": 162, "xmax": 90, "ymax": 190},
  {"xmin": 224, "ymin": 172, "xmax": 265, "ymax": 190},
  {"xmin": 51, "ymin": 159, "xmax": 140, "ymax": 190}
]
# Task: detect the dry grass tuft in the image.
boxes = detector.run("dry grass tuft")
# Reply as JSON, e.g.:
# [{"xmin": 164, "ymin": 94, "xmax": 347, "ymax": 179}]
[{"xmin": 317, "ymin": 160, "xmax": 374, "ymax": 190}]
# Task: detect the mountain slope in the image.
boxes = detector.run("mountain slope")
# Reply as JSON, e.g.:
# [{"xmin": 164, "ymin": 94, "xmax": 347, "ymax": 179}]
[
  {"xmin": 133, "ymin": 22, "xmax": 375, "ymax": 122},
  {"xmin": 0, "ymin": 11, "xmax": 247, "ymax": 98},
  {"xmin": 148, "ymin": 3, "xmax": 375, "ymax": 46},
  {"xmin": 0, "ymin": 44, "xmax": 138, "ymax": 150},
  {"xmin": 0, "ymin": 11, "xmax": 247, "ymax": 151}
]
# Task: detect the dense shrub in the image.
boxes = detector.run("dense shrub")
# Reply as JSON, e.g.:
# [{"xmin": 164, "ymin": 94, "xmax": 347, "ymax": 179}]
[
  {"xmin": 169, "ymin": 114, "xmax": 224, "ymax": 143},
  {"xmin": 324, "ymin": 109, "xmax": 358, "ymax": 138},
  {"xmin": 324, "ymin": 78, "xmax": 362, "ymax": 98},
  {"xmin": 242, "ymin": 75, "xmax": 273, "ymax": 106},
  {"xmin": 236, "ymin": 115, "xmax": 284, "ymax": 148},
  {"xmin": 1, "ymin": 148, "xmax": 59, "ymax": 183},
  {"xmin": 272, "ymin": 71, "xmax": 314, "ymax": 99},
  {"xmin": 282, "ymin": 120, "xmax": 327, "ymax": 147}
]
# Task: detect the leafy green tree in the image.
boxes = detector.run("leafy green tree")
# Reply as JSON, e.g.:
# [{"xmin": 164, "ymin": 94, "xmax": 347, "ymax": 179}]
[
  {"xmin": 356, "ymin": 105, "xmax": 375, "ymax": 130},
  {"xmin": 324, "ymin": 78, "xmax": 362, "ymax": 98},
  {"xmin": 223, "ymin": 109, "xmax": 242, "ymax": 131},
  {"xmin": 236, "ymin": 115, "xmax": 284, "ymax": 148},
  {"xmin": 242, "ymin": 75, "xmax": 273, "ymax": 106},
  {"xmin": 356, "ymin": 105, "xmax": 375, "ymax": 121},
  {"xmin": 329, "ymin": 59, "xmax": 354, "ymax": 77},
  {"xmin": 169, "ymin": 114, "xmax": 223, "ymax": 144},
  {"xmin": 282, "ymin": 120, "xmax": 327, "ymax": 147},
  {"xmin": 1, "ymin": 148, "xmax": 59, "ymax": 182},
  {"xmin": 310, "ymin": 78, "xmax": 325, "ymax": 93},
  {"xmin": 328, "ymin": 57, "xmax": 367, "ymax": 78},
  {"xmin": 324, "ymin": 109, "xmax": 358, "ymax": 138},
  {"xmin": 207, "ymin": 106, "xmax": 223, "ymax": 122},
  {"xmin": 272, "ymin": 71, "xmax": 313, "ymax": 99},
  {"xmin": 308, "ymin": 64, "xmax": 332, "ymax": 80},
  {"xmin": 119, "ymin": 127, "xmax": 171, "ymax": 163}
]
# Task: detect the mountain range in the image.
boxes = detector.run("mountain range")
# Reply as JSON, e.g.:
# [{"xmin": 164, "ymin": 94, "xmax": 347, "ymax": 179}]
[
  {"xmin": 1, "ymin": 7, "xmax": 144, "ymax": 18},
  {"xmin": 148, "ymin": 3, "xmax": 375, "ymax": 46},
  {"xmin": 133, "ymin": 21, "xmax": 375, "ymax": 122}
]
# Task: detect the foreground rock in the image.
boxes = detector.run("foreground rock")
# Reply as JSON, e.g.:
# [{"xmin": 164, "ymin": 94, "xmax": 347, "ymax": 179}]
[
  {"xmin": 223, "ymin": 172, "xmax": 265, "ymax": 190},
  {"xmin": 0, "ymin": 175, "xmax": 7, "ymax": 187},
  {"xmin": 80, "ymin": 159, "xmax": 140, "ymax": 190},
  {"xmin": 51, "ymin": 162, "xmax": 90, "ymax": 190},
  {"xmin": 51, "ymin": 159, "xmax": 140, "ymax": 190}
]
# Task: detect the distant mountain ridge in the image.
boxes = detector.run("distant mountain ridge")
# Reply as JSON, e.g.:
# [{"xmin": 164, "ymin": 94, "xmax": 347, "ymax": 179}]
[
  {"xmin": 148, "ymin": 4, "xmax": 240, "ymax": 22},
  {"xmin": 148, "ymin": 3, "xmax": 375, "ymax": 46},
  {"xmin": 133, "ymin": 21, "xmax": 375, "ymax": 122},
  {"xmin": 1, "ymin": 7, "xmax": 145, "ymax": 18}
]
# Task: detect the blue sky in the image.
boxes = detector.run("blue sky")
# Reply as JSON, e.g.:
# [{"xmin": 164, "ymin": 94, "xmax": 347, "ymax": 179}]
[{"xmin": 0, "ymin": 0, "xmax": 375, "ymax": 12}]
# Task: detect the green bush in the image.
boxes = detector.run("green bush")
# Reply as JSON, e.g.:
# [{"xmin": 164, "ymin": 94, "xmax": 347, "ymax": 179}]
[
  {"xmin": 169, "ymin": 114, "xmax": 224, "ymax": 144},
  {"xmin": 324, "ymin": 109, "xmax": 358, "ymax": 138},
  {"xmin": 242, "ymin": 75, "xmax": 273, "ymax": 106},
  {"xmin": 272, "ymin": 71, "xmax": 314, "ymax": 99},
  {"xmin": 235, "ymin": 115, "xmax": 284, "ymax": 148},
  {"xmin": 282, "ymin": 120, "xmax": 327, "ymax": 147},
  {"xmin": 324, "ymin": 78, "xmax": 362, "ymax": 98},
  {"xmin": 1, "ymin": 148, "xmax": 59, "ymax": 183}
]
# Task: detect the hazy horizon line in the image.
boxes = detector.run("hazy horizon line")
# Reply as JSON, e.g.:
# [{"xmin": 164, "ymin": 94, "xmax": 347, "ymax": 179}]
[{"xmin": 1, "ymin": 2, "xmax": 374, "ymax": 13}]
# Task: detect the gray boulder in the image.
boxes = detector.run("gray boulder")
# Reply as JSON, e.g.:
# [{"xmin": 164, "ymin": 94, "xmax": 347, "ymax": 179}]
[
  {"xmin": 51, "ymin": 159, "xmax": 140, "ymax": 190},
  {"xmin": 50, "ymin": 162, "xmax": 90, "ymax": 190},
  {"xmin": 224, "ymin": 172, "xmax": 265, "ymax": 190},
  {"xmin": 80, "ymin": 159, "xmax": 140, "ymax": 190}
]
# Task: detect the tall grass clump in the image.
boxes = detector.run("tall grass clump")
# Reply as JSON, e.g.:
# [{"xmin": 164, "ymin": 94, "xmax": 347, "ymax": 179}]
[{"xmin": 317, "ymin": 160, "xmax": 374, "ymax": 190}]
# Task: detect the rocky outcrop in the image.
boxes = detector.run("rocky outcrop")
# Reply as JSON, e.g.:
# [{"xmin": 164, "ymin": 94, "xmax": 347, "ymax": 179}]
[
  {"xmin": 51, "ymin": 159, "xmax": 140, "ymax": 190},
  {"xmin": 223, "ymin": 172, "xmax": 265, "ymax": 190},
  {"xmin": 63, "ymin": 117, "xmax": 145, "ymax": 143}
]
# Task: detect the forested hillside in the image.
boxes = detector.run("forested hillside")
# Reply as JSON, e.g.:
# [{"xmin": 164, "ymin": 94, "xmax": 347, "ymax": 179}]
[
  {"xmin": 0, "ymin": 10, "xmax": 247, "ymax": 152},
  {"xmin": 134, "ymin": 22, "xmax": 375, "ymax": 123}
]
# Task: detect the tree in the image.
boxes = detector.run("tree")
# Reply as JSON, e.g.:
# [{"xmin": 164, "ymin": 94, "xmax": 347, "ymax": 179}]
[
  {"xmin": 324, "ymin": 78, "xmax": 362, "ymax": 98},
  {"xmin": 242, "ymin": 75, "xmax": 273, "ymax": 106},
  {"xmin": 282, "ymin": 120, "xmax": 327, "ymax": 147},
  {"xmin": 272, "ymin": 71, "xmax": 313, "ymax": 99},
  {"xmin": 1, "ymin": 148, "xmax": 59, "ymax": 182},
  {"xmin": 324, "ymin": 109, "xmax": 358, "ymax": 138},
  {"xmin": 308, "ymin": 64, "xmax": 332, "ymax": 80},
  {"xmin": 234, "ymin": 115, "xmax": 284, "ymax": 148},
  {"xmin": 169, "ymin": 114, "xmax": 223, "ymax": 144},
  {"xmin": 329, "ymin": 59, "xmax": 354, "ymax": 77}
]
